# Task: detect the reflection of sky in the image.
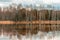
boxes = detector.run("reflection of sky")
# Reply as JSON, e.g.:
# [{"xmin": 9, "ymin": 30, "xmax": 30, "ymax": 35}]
[
  {"xmin": 0, "ymin": 36, "xmax": 10, "ymax": 40},
  {"xmin": 0, "ymin": 37, "xmax": 9, "ymax": 40}
]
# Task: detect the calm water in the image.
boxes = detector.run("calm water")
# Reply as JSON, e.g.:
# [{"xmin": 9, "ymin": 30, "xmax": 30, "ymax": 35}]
[{"xmin": 0, "ymin": 31, "xmax": 60, "ymax": 40}]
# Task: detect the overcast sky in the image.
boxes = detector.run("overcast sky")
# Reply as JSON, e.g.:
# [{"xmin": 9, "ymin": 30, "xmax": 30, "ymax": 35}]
[
  {"xmin": 0, "ymin": 0, "xmax": 12, "ymax": 2},
  {"xmin": 0, "ymin": 0, "xmax": 60, "ymax": 7},
  {"xmin": 0, "ymin": 0, "xmax": 60, "ymax": 4}
]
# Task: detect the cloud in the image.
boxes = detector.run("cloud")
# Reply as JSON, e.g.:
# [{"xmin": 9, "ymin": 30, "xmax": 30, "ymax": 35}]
[
  {"xmin": 0, "ymin": 0, "xmax": 12, "ymax": 2},
  {"xmin": 0, "ymin": 0, "xmax": 60, "ymax": 4},
  {"xmin": 0, "ymin": 0, "xmax": 60, "ymax": 7},
  {"xmin": 43, "ymin": 0, "xmax": 60, "ymax": 4}
]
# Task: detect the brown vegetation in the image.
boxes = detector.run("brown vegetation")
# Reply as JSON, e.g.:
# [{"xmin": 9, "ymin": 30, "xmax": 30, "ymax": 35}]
[{"xmin": 0, "ymin": 5, "xmax": 60, "ymax": 35}]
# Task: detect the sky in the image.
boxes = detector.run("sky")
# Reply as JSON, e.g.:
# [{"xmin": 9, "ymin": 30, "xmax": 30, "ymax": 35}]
[
  {"xmin": 43, "ymin": 0, "xmax": 60, "ymax": 4},
  {"xmin": 0, "ymin": 0, "xmax": 60, "ymax": 7},
  {"xmin": 0, "ymin": 0, "xmax": 60, "ymax": 4},
  {"xmin": 0, "ymin": 0, "xmax": 12, "ymax": 2}
]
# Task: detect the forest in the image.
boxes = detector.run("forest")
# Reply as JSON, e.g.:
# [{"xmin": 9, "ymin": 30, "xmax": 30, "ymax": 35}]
[{"xmin": 0, "ymin": 4, "xmax": 60, "ymax": 35}]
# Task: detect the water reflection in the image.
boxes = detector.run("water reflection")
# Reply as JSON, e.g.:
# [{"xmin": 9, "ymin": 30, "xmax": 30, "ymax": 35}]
[
  {"xmin": 0, "ymin": 29, "xmax": 60, "ymax": 40},
  {"xmin": 0, "ymin": 29, "xmax": 19, "ymax": 40}
]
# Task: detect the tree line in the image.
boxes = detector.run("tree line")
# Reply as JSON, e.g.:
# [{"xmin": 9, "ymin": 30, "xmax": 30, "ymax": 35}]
[{"xmin": 0, "ymin": 4, "xmax": 60, "ymax": 21}]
